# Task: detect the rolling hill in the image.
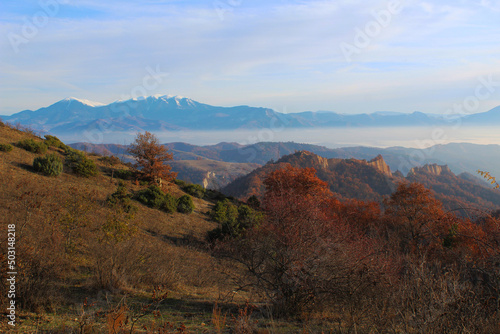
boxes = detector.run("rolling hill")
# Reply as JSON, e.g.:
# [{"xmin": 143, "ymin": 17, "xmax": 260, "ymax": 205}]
[
  {"xmin": 222, "ymin": 150, "xmax": 500, "ymax": 213},
  {"xmin": 69, "ymin": 141, "xmax": 500, "ymax": 191}
]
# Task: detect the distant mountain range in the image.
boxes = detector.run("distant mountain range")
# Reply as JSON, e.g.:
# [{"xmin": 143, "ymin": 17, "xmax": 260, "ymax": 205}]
[{"xmin": 2, "ymin": 95, "xmax": 500, "ymax": 137}]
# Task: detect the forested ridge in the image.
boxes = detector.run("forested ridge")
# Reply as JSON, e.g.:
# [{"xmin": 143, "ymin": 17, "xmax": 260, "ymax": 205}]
[{"xmin": 223, "ymin": 150, "xmax": 500, "ymax": 213}]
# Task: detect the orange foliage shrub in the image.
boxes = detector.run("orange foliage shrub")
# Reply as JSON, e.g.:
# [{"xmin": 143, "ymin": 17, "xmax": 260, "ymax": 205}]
[
  {"xmin": 383, "ymin": 182, "xmax": 451, "ymax": 255},
  {"xmin": 218, "ymin": 165, "xmax": 394, "ymax": 317},
  {"xmin": 127, "ymin": 131, "xmax": 177, "ymax": 185}
]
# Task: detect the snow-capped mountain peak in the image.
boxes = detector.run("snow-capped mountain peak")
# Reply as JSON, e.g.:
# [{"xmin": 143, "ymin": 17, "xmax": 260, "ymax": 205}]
[
  {"xmin": 62, "ymin": 97, "xmax": 105, "ymax": 107},
  {"xmin": 112, "ymin": 94, "xmax": 191, "ymax": 104}
]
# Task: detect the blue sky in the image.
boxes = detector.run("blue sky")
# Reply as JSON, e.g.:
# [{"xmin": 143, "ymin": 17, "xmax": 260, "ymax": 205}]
[{"xmin": 1, "ymin": 0, "xmax": 500, "ymax": 115}]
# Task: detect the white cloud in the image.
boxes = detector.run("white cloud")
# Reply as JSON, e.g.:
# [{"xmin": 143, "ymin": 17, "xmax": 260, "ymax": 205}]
[{"xmin": 0, "ymin": 0, "xmax": 499, "ymax": 115}]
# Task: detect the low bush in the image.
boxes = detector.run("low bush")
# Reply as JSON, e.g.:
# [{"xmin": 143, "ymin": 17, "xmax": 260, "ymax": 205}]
[
  {"xmin": 44, "ymin": 135, "xmax": 67, "ymax": 150},
  {"xmin": 135, "ymin": 185, "xmax": 166, "ymax": 209},
  {"xmin": 177, "ymin": 195, "xmax": 195, "ymax": 214},
  {"xmin": 135, "ymin": 185, "xmax": 179, "ymax": 213},
  {"xmin": 16, "ymin": 139, "xmax": 48, "ymax": 154},
  {"xmin": 107, "ymin": 182, "xmax": 136, "ymax": 214},
  {"xmin": 182, "ymin": 184, "xmax": 206, "ymax": 198},
  {"xmin": 33, "ymin": 153, "xmax": 63, "ymax": 176},
  {"xmin": 207, "ymin": 201, "xmax": 261, "ymax": 241},
  {"xmin": 247, "ymin": 195, "xmax": 261, "ymax": 208},
  {"xmin": 65, "ymin": 149, "xmax": 99, "ymax": 177},
  {"xmin": 174, "ymin": 179, "xmax": 187, "ymax": 187},
  {"xmin": 0, "ymin": 143, "xmax": 13, "ymax": 152},
  {"xmin": 114, "ymin": 169, "xmax": 134, "ymax": 180},
  {"xmin": 204, "ymin": 189, "xmax": 229, "ymax": 202},
  {"xmin": 161, "ymin": 193, "xmax": 178, "ymax": 213}
]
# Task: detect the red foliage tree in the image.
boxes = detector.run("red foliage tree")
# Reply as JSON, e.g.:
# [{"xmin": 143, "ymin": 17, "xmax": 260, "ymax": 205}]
[
  {"xmin": 127, "ymin": 132, "xmax": 177, "ymax": 186},
  {"xmin": 383, "ymin": 182, "xmax": 450, "ymax": 254},
  {"xmin": 221, "ymin": 165, "xmax": 393, "ymax": 316}
]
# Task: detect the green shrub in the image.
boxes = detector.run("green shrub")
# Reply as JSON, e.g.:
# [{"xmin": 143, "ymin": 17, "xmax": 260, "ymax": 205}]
[
  {"xmin": 206, "ymin": 200, "xmax": 240, "ymax": 241},
  {"xmin": 135, "ymin": 185, "xmax": 166, "ymax": 209},
  {"xmin": 207, "ymin": 200, "xmax": 262, "ymax": 242},
  {"xmin": 44, "ymin": 135, "xmax": 67, "ymax": 149},
  {"xmin": 135, "ymin": 185, "xmax": 178, "ymax": 213},
  {"xmin": 174, "ymin": 179, "xmax": 187, "ymax": 187},
  {"xmin": 16, "ymin": 139, "xmax": 47, "ymax": 154},
  {"xmin": 211, "ymin": 201, "xmax": 227, "ymax": 224},
  {"xmin": 237, "ymin": 205, "xmax": 255, "ymax": 229},
  {"xmin": 73, "ymin": 157, "xmax": 98, "ymax": 177},
  {"xmin": 107, "ymin": 181, "xmax": 136, "ymax": 214},
  {"xmin": 183, "ymin": 184, "xmax": 206, "ymax": 198},
  {"xmin": 177, "ymin": 195, "xmax": 195, "ymax": 214},
  {"xmin": 175, "ymin": 180, "xmax": 206, "ymax": 198},
  {"xmin": 211, "ymin": 199, "xmax": 237, "ymax": 224},
  {"xmin": 114, "ymin": 169, "xmax": 134, "ymax": 180},
  {"xmin": 65, "ymin": 149, "xmax": 98, "ymax": 177},
  {"xmin": 204, "ymin": 189, "xmax": 228, "ymax": 202},
  {"xmin": 161, "ymin": 193, "xmax": 178, "ymax": 213},
  {"xmin": 247, "ymin": 195, "xmax": 261, "ymax": 208},
  {"xmin": 0, "ymin": 143, "xmax": 13, "ymax": 152},
  {"xmin": 33, "ymin": 153, "xmax": 63, "ymax": 176},
  {"xmin": 63, "ymin": 146, "xmax": 75, "ymax": 154}
]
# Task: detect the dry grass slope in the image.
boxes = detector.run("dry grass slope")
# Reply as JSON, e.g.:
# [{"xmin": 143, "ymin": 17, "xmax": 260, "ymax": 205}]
[{"xmin": 0, "ymin": 123, "xmax": 259, "ymax": 333}]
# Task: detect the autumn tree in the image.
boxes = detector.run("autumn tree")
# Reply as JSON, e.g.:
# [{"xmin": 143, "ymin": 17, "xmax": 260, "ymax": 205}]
[
  {"xmin": 383, "ymin": 182, "xmax": 451, "ymax": 254},
  {"xmin": 127, "ymin": 132, "xmax": 177, "ymax": 186},
  {"xmin": 382, "ymin": 183, "xmax": 500, "ymax": 332},
  {"xmin": 217, "ymin": 165, "xmax": 392, "ymax": 317}
]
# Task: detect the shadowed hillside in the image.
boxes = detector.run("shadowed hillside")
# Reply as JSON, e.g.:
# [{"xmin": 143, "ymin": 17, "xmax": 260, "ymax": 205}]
[
  {"xmin": 0, "ymin": 123, "xmax": 245, "ymax": 332},
  {"xmin": 222, "ymin": 150, "xmax": 500, "ymax": 213}
]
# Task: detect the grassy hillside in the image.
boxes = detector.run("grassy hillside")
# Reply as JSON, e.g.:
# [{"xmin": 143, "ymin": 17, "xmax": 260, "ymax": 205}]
[{"xmin": 0, "ymin": 124, "xmax": 250, "ymax": 332}]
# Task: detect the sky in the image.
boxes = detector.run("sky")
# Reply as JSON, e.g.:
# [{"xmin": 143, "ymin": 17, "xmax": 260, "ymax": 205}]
[{"xmin": 1, "ymin": 0, "xmax": 500, "ymax": 116}]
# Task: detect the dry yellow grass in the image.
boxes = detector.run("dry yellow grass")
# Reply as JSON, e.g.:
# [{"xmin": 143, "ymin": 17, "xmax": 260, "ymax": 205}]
[{"xmin": 0, "ymin": 123, "xmax": 248, "ymax": 332}]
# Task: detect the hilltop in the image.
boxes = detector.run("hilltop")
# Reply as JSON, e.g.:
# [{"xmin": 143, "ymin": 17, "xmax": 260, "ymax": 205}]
[{"xmin": 222, "ymin": 150, "xmax": 500, "ymax": 213}]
